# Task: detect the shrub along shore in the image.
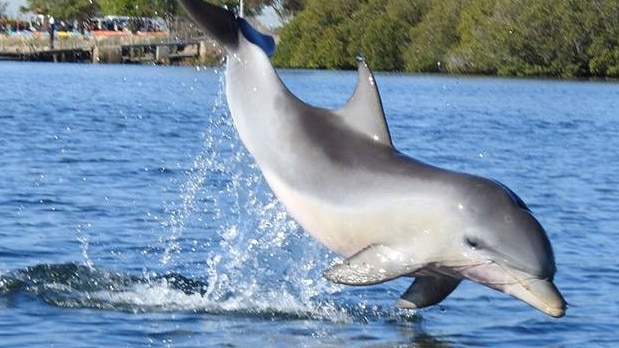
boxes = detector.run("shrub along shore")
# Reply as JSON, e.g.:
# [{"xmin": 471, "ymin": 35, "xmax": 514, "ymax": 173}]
[{"xmin": 272, "ymin": 0, "xmax": 619, "ymax": 78}]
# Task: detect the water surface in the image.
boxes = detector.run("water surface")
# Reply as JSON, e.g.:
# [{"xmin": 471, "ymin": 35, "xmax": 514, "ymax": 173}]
[{"xmin": 1, "ymin": 62, "xmax": 618, "ymax": 347}]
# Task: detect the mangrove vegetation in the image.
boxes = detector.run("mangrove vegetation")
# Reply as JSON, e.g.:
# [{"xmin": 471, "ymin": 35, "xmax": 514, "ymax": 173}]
[{"xmin": 272, "ymin": 0, "xmax": 619, "ymax": 78}]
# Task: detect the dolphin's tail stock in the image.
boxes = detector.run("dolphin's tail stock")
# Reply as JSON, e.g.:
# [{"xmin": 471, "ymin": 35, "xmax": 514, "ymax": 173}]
[{"xmin": 177, "ymin": 0, "xmax": 275, "ymax": 57}]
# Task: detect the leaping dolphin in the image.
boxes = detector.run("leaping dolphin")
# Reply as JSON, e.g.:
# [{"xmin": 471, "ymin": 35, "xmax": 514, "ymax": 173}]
[{"xmin": 177, "ymin": 0, "xmax": 566, "ymax": 318}]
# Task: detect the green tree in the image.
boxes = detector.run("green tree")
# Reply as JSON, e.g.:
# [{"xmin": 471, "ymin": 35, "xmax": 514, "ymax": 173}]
[
  {"xmin": 273, "ymin": 0, "xmax": 426, "ymax": 71},
  {"xmin": 586, "ymin": 0, "xmax": 619, "ymax": 77},
  {"xmin": 345, "ymin": 0, "xmax": 425, "ymax": 71},
  {"xmin": 23, "ymin": 0, "xmax": 99, "ymax": 20},
  {"xmin": 448, "ymin": 0, "xmax": 501, "ymax": 74},
  {"xmin": 98, "ymin": 0, "xmax": 178, "ymax": 17},
  {"xmin": 405, "ymin": 0, "xmax": 617, "ymax": 77},
  {"xmin": 272, "ymin": 0, "xmax": 305, "ymax": 21},
  {"xmin": 269, "ymin": 0, "xmax": 618, "ymax": 77},
  {"xmin": 272, "ymin": 0, "xmax": 359, "ymax": 69},
  {"xmin": 403, "ymin": 0, "xmax": 465, "ymax": 72},
  {"xmin": 489, "ymin": 0, "xmax": 585, "ymax": 77}
]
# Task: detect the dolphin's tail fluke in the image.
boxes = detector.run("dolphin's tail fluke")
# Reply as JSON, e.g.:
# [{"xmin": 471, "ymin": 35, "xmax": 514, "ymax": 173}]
[
  {"xmin": 177, "ymin": 0, "xmax": 238, "ymax": 48},
  {"xmin": 177, "ymin": 0, "xmax": 275, "ymax": 57}
]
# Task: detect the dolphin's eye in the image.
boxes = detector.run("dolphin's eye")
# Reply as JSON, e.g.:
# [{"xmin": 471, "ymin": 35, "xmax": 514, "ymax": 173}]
[{"xmin": 465, "ymin": 237, "xmax": 482, "ymax": 249}]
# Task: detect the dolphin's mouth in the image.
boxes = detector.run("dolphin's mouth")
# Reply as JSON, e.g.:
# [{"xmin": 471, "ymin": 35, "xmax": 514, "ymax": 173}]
[{"xmin": 453, "ymin": 261, "xmax": 567, "ymax": 318}]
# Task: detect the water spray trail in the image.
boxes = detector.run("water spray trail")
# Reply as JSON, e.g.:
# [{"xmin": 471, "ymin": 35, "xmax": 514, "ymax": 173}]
[
  {"xmin": 160, "ymin": 68, "xmax": 230, "ymax": 267},
  {"xmin": 153, "ymin": 67, "xmax": 352, "ymax": 320},
  {"xmin": 76, "ymin": 223, "xmax": 94, "ymax": 269}
]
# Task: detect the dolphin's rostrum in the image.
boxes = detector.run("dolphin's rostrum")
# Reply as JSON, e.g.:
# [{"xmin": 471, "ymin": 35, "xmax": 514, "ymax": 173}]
[{"xmin": 177, "ymin": 0, "xmax": 567, "ymax": 318}]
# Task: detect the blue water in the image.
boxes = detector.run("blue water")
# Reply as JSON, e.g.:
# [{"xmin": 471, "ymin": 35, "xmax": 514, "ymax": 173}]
[{"xmin": 0, "ymin": 61, "xmax": 618, "ymax": 347}]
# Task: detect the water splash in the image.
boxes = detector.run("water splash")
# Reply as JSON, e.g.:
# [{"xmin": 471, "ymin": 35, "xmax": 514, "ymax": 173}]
[
  {"xmin": 76, "ymin": 223, "xmax": 94, "ymax": 269},
  {"xmin": 152, "ymin": 67, "xmax": 351, "ymax": 321},
  {"xmin": 0, "ymin": 263, "xmax": 419, "ymax": 324},
  {"xmin": 0, "ymin": 263, "xmax": 206, "ymax": 313}
]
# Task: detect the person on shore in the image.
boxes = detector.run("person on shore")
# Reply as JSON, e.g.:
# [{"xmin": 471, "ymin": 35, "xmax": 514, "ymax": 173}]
[{"xmin": 48, "ymin": 16, "xmax": 55, "ymax": 49}]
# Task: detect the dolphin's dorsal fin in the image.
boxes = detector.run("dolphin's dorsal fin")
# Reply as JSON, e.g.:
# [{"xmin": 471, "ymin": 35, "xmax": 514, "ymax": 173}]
[{"xmin": 336, "ymin": 60, "xmax": 393, "ymax": 148}]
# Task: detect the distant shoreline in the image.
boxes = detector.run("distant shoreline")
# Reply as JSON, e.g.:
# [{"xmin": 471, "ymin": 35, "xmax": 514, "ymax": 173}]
[
  {"xmin": 0, "ymin": 32, "xmax": 222, "ymax": 65},
  {"xmin": 1, "ymin": 29, "xmax": 617, "ymax": 81}
]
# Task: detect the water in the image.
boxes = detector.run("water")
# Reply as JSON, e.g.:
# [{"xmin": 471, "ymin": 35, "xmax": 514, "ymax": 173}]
[{"xmin": 0, "ymin": 61, "xmax": 618, "ymax": 347}]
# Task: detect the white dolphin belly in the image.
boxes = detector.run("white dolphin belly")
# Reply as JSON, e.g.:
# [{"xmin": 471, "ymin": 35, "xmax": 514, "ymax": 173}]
[{"xmin": 262, "ymin": 167, "xmax": 458, "ymax": 260}]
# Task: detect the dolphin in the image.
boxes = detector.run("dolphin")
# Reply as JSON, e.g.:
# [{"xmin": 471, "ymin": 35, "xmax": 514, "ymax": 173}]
[{"xmin": 177, "ymin": 0, "xmax": 567, "ymax": 318}]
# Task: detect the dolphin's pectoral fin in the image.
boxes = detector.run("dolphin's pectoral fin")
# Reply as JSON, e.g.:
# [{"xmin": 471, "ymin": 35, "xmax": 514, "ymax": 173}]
[
  {"xmin": 336, "ymin": 61, "xmax": 393, "ymax": 148},
  {"xmin": 396, "ymin": 276, "xmax": 461, "ymax": 309},
  {"xmin": 323, "ymin": 244, "xmax": 419, "ymax": 286}
]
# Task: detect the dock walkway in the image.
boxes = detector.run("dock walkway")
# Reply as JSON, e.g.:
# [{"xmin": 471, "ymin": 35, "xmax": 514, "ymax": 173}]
[{"xmin": 0, "ymin": 36, "xmax": 218, "ymax": 65}]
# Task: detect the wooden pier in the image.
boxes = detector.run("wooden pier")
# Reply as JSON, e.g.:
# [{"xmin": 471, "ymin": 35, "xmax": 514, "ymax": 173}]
[
  {"xmin": 0, "ymin": 47, "xmax": 92, "ymax": 63},
  {"xmin": 0, "ymin": 37, "xmax": 221, "ymax": 65}
]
